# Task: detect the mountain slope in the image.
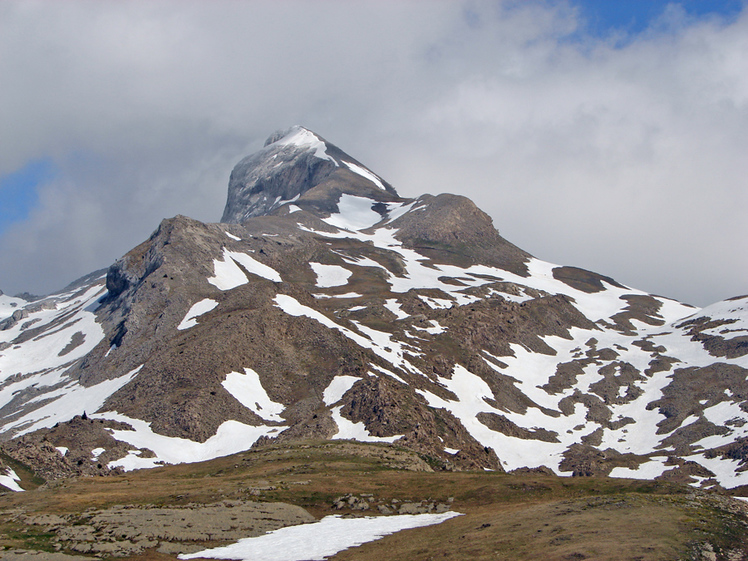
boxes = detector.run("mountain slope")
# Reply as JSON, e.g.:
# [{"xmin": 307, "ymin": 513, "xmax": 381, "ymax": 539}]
[{"xmin": 1, "ymin": 127, "xmax": 746, "ymax": 494}]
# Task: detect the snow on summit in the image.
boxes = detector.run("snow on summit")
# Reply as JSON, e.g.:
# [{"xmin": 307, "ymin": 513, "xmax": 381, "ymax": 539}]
[{"xmin": 271, "ymin": 126, "xmax": 335, "ymax": 163}]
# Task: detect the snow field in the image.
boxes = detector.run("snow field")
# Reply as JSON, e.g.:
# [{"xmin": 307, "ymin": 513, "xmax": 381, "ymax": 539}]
[
  {"xmin": 322, "ymin": 195, "xmax": 384, "ymax": 231},
  {"xmin": 0, "ymin": 284, "xmax": 107, "ymax": 382},
  {"xmin": 284, "ymin": 214, "xmax": 748, "ymax": 482},
  {"xmin": 416, "ymin": 365, "xmax": 572, "ymax": 472},
  {"xmin": 681, "ymin": 296, "xmax": 748, "ymax": 341},
  {"xmin": 608, "ymin": 457, "xmax": 670, "ymax": 480},
  {"xmin": 101, "ymin": 412, "xmax": 282, "ymax": 471},
  {"xmin": 0, "ymin": 293, "xmax": 26, "ymax": 319},
  {"xmin": 179, "ymin": 512, "xmax": 461, "ymax": 561},
  {"xmin": 300, "ymin": 214, "xmax": 696, "ymax": 329},
  {"xmin": 3, "ymin": 365, "xmax": 142, "ymax": 437}
]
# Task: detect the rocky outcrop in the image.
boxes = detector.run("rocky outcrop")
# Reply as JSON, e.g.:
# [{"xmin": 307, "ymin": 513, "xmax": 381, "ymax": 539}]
[{"xmin": 222, "ymin": 126, "xmax": 397, "ymax": 223}]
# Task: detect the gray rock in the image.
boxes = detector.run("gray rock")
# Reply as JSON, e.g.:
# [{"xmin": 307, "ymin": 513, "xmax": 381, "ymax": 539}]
[
  {"xmin": 221, "ymin": 126, "xmax": 398, "ymax": 223},
  {"xmin": 0, "ymin": 309, "xmax": 28, "ymax": 331}
]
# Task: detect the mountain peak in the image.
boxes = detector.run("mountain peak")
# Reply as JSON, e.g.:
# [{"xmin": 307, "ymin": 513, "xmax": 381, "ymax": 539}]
[
  {"xmin": 221, "ymin": 126, "xmax": 398, "ymax": 224},
  {"xmin": 263, "ymin": 125, "xmax": 323, "ymax": 148}
]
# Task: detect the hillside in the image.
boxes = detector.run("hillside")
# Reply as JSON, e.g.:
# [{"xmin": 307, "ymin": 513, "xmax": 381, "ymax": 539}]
[{"xmin": 0, "ymin": 127, "xmax": 747, "ymax": 557}]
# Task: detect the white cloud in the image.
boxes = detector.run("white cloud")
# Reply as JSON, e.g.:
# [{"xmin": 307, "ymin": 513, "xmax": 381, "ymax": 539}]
[{"xmin": 0, "ymin": 1, "xmax": 745, "ymax": 306}]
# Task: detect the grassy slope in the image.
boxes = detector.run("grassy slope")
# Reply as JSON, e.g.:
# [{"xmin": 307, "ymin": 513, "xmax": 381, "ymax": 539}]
[{"xmin": 1, "ymin": 440, "xmax": 747, "ymax": 560}]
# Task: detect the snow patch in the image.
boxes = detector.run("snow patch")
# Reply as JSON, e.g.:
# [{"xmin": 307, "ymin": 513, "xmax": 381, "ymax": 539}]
[
  {"xmin": 609, "ymin": 457, "xmax": 670, "ymax": 480},
  {"xmin": 102, "ymin": 412, "xmax": 282, "ymax": 471},
  {"xmin": 179, "ymin": 512, "xmax": 461, "ymax": 561},
  {"xmin": 330, "ymin": 406, "xmax": 402, "ymax": 443},
  {"xmin": 209, "ymin": 249, "xmax": 282, "ymax": 290},
  {"xmin": 384, "ymin": 299, "xmax": 409, "ymax": 320},
  {"xmin": 5, "ymin": 365, "xmax": 142, "ymax": 437},
  {"xmin": 0, "ymin": 467, "xmax": 23, "ymax": 492},
  {"xmin": 273, "ymin": 127, "xmax": 335, "ymax": 163},
  {"xmin": 323, "ymin": 375, "xmax": 360, "ymax": 406},
  {"xmin": 177, "ymin": 299, "xmax": 219, "ymax": 330},
  {"xmin": 310, "ymin": 263, "xmax": 352, "ymax": 288},
  {"xmin": 222, "ymin": 368, "xmax": 286, "ymax": 423},
  {"xmin": 343, "ymin": 160, "xmax": 386, "ymax": 190},
  {"xmin": 323, "ymin": 195, "xmax": 383, "ymax": 231}
]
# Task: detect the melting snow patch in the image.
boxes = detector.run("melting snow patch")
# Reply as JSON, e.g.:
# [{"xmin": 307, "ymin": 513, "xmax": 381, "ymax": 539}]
[
  {"xmin": 0, "ymin": 467, "xmax": 23, "ymax": 492},
  {"xmin": 418, "ymin": 295, "xmax": 453, "ymax": 310},
  {"xmin": 274, "ymin": 295, "xmax": 421, "ymax": 374},
  {"xmin": 56, "ymin": 446, "xmax": 68, "ymax": 456},
  {"xmin": 313, "ymin": 292, "xmax": 363, "ymax": 299},
  {"xmin": 323, "ymin": 195, "xmax": 383, "ymax": 231},
  {"xmin": 222, "ymin": 368, "xmax": 286, "ymax": 423},
  {"xmin": 225, "ymin": 232, "xmax": 241, "ymax": 241},
  {"xmin": 177, "ymin": 299, "xmax": 219, "ymax": 330},
  {"xmin": 413, "ymin": 320, "xmax": 446, "ymax": 335},
  {"xmin": 310, "ymin": 263, "xmax": 352, "ymax": 288},
  {"xmin": 5, "ymin": 365, "xmax": 142, "ymax": 437},
  {"xmin": 343, "ymin": 161, "xmax": 387, "ymax": 190},
  {"xmin": 384, "ymin": 201, "xmax": 421, "ymax": 224},
  {"xmin": 178, "ymin": 512, "xmax": 461, "ymax": 561},
  {"xmin": 384, "ymin": 299, "xmax": 409, "ymax": 320},
  {"xmin": 331, "ymin": 406, "xmax": 403, "ymax": 443},
  {"xmin": 101, "ymin": 413, "xmax": 283, "ymax": 471},
  {"xmin": 370, "ymin": 364, "xmax": 407, "ymax": 385},
  {"xmin": 608, "ymin": 457, "xmax": 669, "ymax": 480},
  {"xmin": 323, "ymin": 375, "xmax": 360, "ymax": 406},
  {"xmin": 208, "ymin": 249, "xmax": 282, "ymax": 290},
  {"xmin": 683, "ymin": 454, "xmax": 748, "ymax": 488}
]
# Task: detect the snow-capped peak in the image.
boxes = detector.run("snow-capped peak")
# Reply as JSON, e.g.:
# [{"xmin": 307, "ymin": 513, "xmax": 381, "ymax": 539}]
[
  {"xmin": 266, "ymin": 125, "xmax": 334, "ymax": 163},
  {"xmin": 221, "ymin": 127, "xmax": 398, "ymax": 224}
]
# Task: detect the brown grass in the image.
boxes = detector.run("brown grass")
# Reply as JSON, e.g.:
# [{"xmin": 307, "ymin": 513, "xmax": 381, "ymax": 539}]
[{"xmin": 1, "ymin": 440, "xmax": 746, "ymax": 560}]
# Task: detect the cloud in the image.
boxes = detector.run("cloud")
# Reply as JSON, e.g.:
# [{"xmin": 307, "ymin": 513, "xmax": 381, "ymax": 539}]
[{"xmin": 0, "ymin": 1, "xmax": 745, "ymax": 307}]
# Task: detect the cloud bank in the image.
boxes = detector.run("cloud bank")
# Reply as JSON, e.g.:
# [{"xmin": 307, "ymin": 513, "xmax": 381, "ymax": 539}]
[{"xmin": 0, "ymin": 1, "xmax": 745, "ymax": 306}]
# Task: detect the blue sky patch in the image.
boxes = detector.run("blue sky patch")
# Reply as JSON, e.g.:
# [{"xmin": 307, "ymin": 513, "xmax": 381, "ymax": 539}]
[
  {"xmin": 571, "ymin": 0, "xmax": 744, "ymax": 37},
  {"xmin": 0, "ymin": 159, "xmax": 56, "ymax": 234}
]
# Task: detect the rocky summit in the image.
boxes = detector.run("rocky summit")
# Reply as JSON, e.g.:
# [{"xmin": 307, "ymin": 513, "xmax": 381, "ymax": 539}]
[{"xmin": 1, "ymin": 126, "xmax": 747, "ymax": 496}]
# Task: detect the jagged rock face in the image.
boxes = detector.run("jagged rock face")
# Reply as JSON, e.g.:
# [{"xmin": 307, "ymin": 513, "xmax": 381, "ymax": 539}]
[
  {"xmin": 222, "ymin": 126, "xmax": 398, "ymax": 223},
  {"xmin": 1, "ymin": 127, "xmax": 748, "ymax": 492}
]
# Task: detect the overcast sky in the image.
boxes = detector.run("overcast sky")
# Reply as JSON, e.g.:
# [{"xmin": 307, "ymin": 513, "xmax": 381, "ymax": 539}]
[{"xmin": 0, "ymin": 0, "xmax": 746, "ymax": 307}]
